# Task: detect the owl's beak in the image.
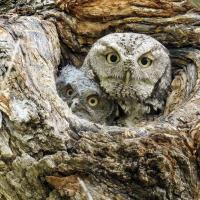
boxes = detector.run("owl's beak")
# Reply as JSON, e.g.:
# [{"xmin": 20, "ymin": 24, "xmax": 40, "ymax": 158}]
[
  {"xmin": 124, "ymin": 71, "xmax": 131, "ymax": 84},
  {"xmin": 71, "ymin": 98, "xmax": 79, "ymax": 111}
]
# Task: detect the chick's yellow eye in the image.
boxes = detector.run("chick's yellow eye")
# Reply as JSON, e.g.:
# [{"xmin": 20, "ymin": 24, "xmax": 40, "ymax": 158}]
[
  {"xmin": 87, "ymin": 95, "xmax": 99, "ymax": 107},
  {"xmin": 66, "ymin": 88, "xmax": 74, "ymax": 96},
  {"xmin": 138, "ymin": 56, "xmax": 153, "ymax": 68},
  {"xmin": 106, "ymin": 52, "xmax": 120, "ymax": 64}
]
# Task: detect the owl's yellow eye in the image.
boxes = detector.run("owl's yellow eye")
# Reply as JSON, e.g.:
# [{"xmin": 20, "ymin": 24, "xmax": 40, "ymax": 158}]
[
  {"xmin": 66, "ymin": 87, "xmax": 74, "ymax": 97},
  {"xmin": 106, "ymin": 52, "xmax": 120, "ymax": 64},
  {"xmin": 87, "ymin": 95, "xmax": 99, "ymax": 107},
  {"xmin": 138, "ymin": 56, "xmax": 153, "ymax": 68}
]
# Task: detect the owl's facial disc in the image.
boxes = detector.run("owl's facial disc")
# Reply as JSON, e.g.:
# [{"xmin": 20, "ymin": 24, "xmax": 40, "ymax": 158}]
[
  {"xmin": 91, "ymin": 38, "xmax": 169, "ymax": 102},
  {"xmin": 99, "ymin": 51, "xmax": 156, "ymax": 101}
]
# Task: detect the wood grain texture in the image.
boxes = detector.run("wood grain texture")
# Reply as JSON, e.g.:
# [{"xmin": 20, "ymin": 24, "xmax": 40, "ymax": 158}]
[{"xmin": 56, "ymin": 0, "xmax": 193, "ymax": 19}]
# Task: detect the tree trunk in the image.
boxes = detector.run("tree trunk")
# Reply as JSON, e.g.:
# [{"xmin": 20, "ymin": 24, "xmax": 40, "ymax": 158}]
[{"xmin": 0, "ymin": 0, "xmax": 200, "ymax": 199}]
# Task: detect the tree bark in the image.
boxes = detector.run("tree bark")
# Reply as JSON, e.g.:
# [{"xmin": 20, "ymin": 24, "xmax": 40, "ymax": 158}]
[{"xmin": 0, "ymin": 0, "xmax": 200, "ymax": 200}]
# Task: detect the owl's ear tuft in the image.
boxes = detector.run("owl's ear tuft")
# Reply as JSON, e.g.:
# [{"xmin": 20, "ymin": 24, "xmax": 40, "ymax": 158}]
[
  {"xmin": 86, "ymin": 69, "xmax": 95, "ymax": 80},
  {"xmin": 81, "ymin": 57, "xmax": 96, "ymax": 79}
]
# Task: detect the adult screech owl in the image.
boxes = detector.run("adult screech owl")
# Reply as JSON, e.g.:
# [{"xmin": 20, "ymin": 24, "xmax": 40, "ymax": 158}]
[
  {"xmin": 81, "ymin": 33, "xmax": 171, "ymax": 124},
  {"xmin": 56, "ymin": 65, "xmax": 117, "ymax": 125}
]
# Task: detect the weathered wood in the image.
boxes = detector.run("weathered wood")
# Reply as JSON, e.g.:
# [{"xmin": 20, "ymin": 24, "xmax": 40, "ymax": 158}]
[{"xmin": 0, "ymin": 0, "xmax": 200, "ymax": 200}]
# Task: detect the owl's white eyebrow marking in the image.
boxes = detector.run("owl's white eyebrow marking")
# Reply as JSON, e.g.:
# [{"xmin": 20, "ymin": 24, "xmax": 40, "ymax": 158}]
[{"xmin": 99, "ymin": 41, "xmax": 124, "ymax": 54}]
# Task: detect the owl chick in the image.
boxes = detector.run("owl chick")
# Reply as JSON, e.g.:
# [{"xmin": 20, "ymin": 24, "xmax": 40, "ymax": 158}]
[
  {"xmin": 81, "ymin": 33, "xmax": 171, "ymax": 124},
  {"xmin": 56, "ymin": 65, "xmax": 117, "ymax": 125}
]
